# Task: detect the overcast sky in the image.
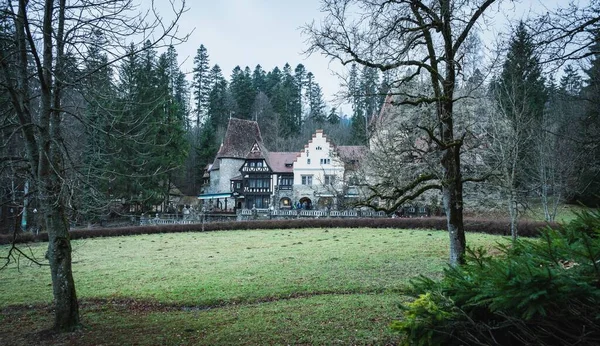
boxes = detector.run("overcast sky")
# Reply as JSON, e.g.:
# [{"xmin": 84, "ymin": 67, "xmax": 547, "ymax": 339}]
[
  {"xmin": 158, "ymin": 0, "xmax": 583, "ymax": 114},
  {"xmin": 159, "ymin": 0, "xmax": 343, "ymax": 107}
]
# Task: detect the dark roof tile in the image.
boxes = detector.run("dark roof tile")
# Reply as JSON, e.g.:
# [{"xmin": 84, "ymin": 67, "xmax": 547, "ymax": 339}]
[
  {"xmin": 268, "ymin": 152, "xmax": 297, "ymax": 173},
  {"xmin": 216, "ymin": 118, "xmax": 264, "ymax": 159}
]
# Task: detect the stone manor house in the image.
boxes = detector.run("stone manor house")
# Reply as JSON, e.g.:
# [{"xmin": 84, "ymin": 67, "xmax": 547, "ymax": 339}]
[{"xmin": 198, "ymin": 118, "xmax": 366, "ymax": 212}]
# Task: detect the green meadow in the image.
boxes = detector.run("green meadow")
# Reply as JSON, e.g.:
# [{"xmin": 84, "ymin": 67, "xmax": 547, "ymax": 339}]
[{"xmin": 1, "ymin": 227, "xmax": 506, "ymax": 345}]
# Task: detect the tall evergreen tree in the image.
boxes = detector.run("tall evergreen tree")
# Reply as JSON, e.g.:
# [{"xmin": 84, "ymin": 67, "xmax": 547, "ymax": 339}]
[
  {"xmin": 327, "ymin": 107, "xmax": 341, "ymax": 124},
  {"xmin": 360, "ymin": 65, "xmax": 380, "ymax": 121},
  {"xmin": 347, "ymin": 63, "xmax": 367, "ymax": 144},
  {"xmin": 196, "ymin": 64, "xmax": 229, "ymax": 175},
  {"xmin": 294, "ymin": 63, "xmax": 307, "ymax": 117},
  {"xmin": 229, "ymin": 65, "xmax": 256, "ymax": 119},
  {"xmin": 192, "ymin": 44, "xmax": 211, "ymax": 129},
  {"xmin": 265, "ymin": 66, "xmax": 282, "ymax": 98},
  {"xmin": 252, "ymin": 64, "xmax": 267, "ymax": 93},
  {"xmin": 577, "ymin": 32, "xmax": 600, "ymax": 205},
  {"xmin": 307, "ymin": 79, "xmax": 327, "ymax": 123},
  {"xmin": 493, "ymin": 22, "xmax": 547, "ymax": 189}
]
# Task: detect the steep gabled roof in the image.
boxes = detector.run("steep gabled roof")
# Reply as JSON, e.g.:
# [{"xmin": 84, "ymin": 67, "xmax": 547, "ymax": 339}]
[
  {"xmin": 216, "ymin": 118, "xmax": 264, "ymax": 159},
  {"xmin": 246, "ymin": 140, "xmax": 270, "ymax": 160},
  {"xmin": 268, "ymin": 152, "xmax": 297, "ymax": 173}
]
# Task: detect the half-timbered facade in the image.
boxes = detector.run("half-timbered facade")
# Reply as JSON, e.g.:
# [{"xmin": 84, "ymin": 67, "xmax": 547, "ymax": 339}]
[{"xmin": 199, "ymin": 118, "xmax": 366, "ymax": 211}]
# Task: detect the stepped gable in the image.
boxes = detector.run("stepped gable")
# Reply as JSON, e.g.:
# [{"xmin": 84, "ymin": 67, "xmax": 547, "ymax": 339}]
[
  {"xmin": 268, "ymin": 152, "xmax": 297, "ymax": 173},
  {"xmin": 216, "ymin": 118, "xmax": 264, "ymax": 159},
  {"xmin": 293, "ymin": 129, "xmax": 335, "ymax": 163},
  {"xmin": 293, "ymin": 129, "xmax": 367, "ymax": 163}
]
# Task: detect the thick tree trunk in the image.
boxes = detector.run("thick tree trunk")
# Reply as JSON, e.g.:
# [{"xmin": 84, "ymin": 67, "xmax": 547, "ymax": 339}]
[
  {"xmin": 42, "ymin": 174, "xmax": 80, "ymax": 332},
  {"xmin": 442, "ymin": 145, "xmax": 466, "ymax": 266},
  {"xmin": 47, "ymin": 213, "xmax": 79, "ymax": 331}
]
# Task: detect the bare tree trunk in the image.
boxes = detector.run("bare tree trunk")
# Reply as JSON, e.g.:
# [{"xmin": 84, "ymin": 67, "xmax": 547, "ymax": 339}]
[
  {"xmin": 508, "ymin": 188, "xmax": 518, "ymax": 242},
  {"xmin": 442, "ymin": 145, "xmax": 466, "ymax": 266},
  {"xmin": 46, "ymin": 199, "xmax": 79, "ymax": 331}
]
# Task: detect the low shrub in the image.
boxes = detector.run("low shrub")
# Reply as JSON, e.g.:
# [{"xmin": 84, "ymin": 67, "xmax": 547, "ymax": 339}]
[
  {"xmin": 393, "ymin": 209, "xmax": 600, "ymax": 345},
  {"xmin": 0, "ymin": 217, "xmax": 556, "ymax": 245}
]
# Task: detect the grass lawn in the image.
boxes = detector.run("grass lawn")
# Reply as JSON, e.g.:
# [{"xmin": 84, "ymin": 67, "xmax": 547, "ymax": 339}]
[{"xmin": 0, "ymin": 227, "xmax": 506, "ymax": 345}]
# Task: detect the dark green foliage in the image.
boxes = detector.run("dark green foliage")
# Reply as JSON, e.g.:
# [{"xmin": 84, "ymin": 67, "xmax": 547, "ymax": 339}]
[
  {"xmin": 575, "ymin": 31, "xmax": 600, "ymax": 206},
  {"xmin": 393, "ymin": 209, "xmax": 600, "ymax": 346},
  {"xmin": 83, "ymin": 42, "xmax": 188, "ymax": 214},
  {"xmin": 192, "ymin": 44, "xmax": 211, "ymax": 129},
  {"xmin": 230, "ymin": 66, "xmax": 256, "ymax": 119},
  {"xmin": 492, "ymin": 22, "xmax": 547, "ymax": 190}
]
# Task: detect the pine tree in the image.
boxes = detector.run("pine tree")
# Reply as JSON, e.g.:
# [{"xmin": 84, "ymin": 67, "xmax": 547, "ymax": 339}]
[
  {"xmin": 348, "ymin": 63, "xmax": 367, "ymax": 144},
  {"xmin": 282, "ymin": 63, "xmax": 302, "ymax": 133},
  {"xmin": 496, "ymin": 22, "xmax": 547, "ymax": 125},
  {"xmin": 360, "ymin": 65, "xmax": 380, "ymax": 121},
  {"xmin": 265, "ymin": 66, "xmax": 282, "ymax": 98},
  {"xmin": 294, "ymin": 64, "xmax": 307, "ymax": 117},
  {"xmin": 493, "ymin": 22, "xmax": 547, "ymax": 189},
  {"xmin": 577, "ymin": 32, "xmax": 600, "ymax": 205},
  {"xmin": 192, "ymin": 44, "xmax": 211, "ymax": 129},
  {"xmin": 327, "ymin": 107, "xmax": 340, "ymax": 124},
  {"xmin": 229, "ymin": 65, "xmax": 256, "ymax": 119},
  {"xmin": 307, "ymin": 80, "xmax": 326, "ymax": 123},
  {"xmin": 252, "ymin": 64, "xmax": 267, "ymax": 93}
]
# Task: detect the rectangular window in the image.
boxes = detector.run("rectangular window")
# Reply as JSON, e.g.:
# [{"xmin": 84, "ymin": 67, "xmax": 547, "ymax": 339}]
[
  {"xmin": 301, "ymin": 175, "xmax": 313, "ymax": 185},
  {"xmin": 307, "ymin": 158, "xmax": 311, "ymax": 164},
  {"xmin": 320, "ymin": 158, "xmax": 331, "ymax": 165},
  {"xmin": 279, "ymin": 176, "xmax": 293, "ymax": 186},
  {"xmin": 324, "ymin": 175, "xmax": 335, "ymax": 185}
]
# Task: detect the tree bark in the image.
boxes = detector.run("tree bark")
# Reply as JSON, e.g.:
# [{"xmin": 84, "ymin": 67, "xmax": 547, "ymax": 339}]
[
  {"xmin": 46, "ymin": 201, "xmax": 80, "ymax": 331},
  {"xmin": 442, "ymin": 145, "xmax": 466, "ymax": 266}
]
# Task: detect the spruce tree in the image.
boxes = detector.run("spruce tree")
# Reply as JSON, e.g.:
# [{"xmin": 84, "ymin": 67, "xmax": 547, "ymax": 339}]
[
  {"xmin": 229, "ymin": 65, "xmax": 256, "ymax": 119},
  {"xmin": 578, "ymin": 32, "xmax": 600, "ymax": 205},
  {"xmin": 494, "ymin": 22, "xmax": 547, "ymax": 189},
  {"xmin": 307, "ymin": 80, "xmax": 327, "ymax": 123},
  {"xmin": 252, "ymin": 64, "xmax": 267, "ymax": 93},
  {"xmin": 192, "ymin": 44, "xmax": 211, "ymax": 129}
]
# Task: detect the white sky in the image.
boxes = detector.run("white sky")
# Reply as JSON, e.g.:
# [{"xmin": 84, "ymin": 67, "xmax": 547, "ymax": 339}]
[
  {"xmin": 156, "ymin": 0, "xmax": 587, "ymax": 114},
  {"xmin": 159, "ymin": 0, "xmax": 343, "ymax": 108}
]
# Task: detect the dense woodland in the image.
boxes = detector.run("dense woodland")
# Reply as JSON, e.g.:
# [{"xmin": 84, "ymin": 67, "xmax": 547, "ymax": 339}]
[
  {"xmin": 2, "ymin": 24, "xmax": 600, "ymax": 228},
  {"xmin": 0, "ymin": 39, "xmax": 390, "ymax": 225}
]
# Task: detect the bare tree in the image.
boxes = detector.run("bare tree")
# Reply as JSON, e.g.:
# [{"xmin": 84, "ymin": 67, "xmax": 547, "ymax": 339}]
[
  {"xmin": 305, "ymin": 0, "xmax": 499, "ymax": 265},
  {"xmin": 0, "ymin": 0, "xmax": 186, "ymax": 332}
]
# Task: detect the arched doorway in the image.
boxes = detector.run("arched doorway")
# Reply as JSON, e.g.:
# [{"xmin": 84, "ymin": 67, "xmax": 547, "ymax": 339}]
[
  {"xmin": 299, "ymin": 197, "xmax": 312, "ymax": 210},
  {"xmin": 279, "ymin": 197, "xmax": 291, "ymax": 209}
]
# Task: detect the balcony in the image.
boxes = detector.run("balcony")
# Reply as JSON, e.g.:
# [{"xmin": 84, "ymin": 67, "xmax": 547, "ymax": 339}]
[
  {"xmin": 241, "ymin": 166, "xmax": 271, "ymax": 173},
  {"xmin": 243, "ymin": 187, "xmax": 271, "ymax": 193}
]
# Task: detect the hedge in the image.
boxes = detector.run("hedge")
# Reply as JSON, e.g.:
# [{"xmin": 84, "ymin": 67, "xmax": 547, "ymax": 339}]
[{"xmin": 0, "ymin": 217, "xmax": 558, "ymax": 245}]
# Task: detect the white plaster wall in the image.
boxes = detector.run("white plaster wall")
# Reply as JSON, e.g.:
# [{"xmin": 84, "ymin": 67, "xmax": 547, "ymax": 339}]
[
  {"xmin": 293, "ymin": 131, "xmax": 345, "ymax": 193},
  {"xmin": 218, "ymin": 158, "xmax": 244, "ymax": 193},
  {"xmin": 208, "ymin": 169, "xmax": 220, "ymax": 194}
]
